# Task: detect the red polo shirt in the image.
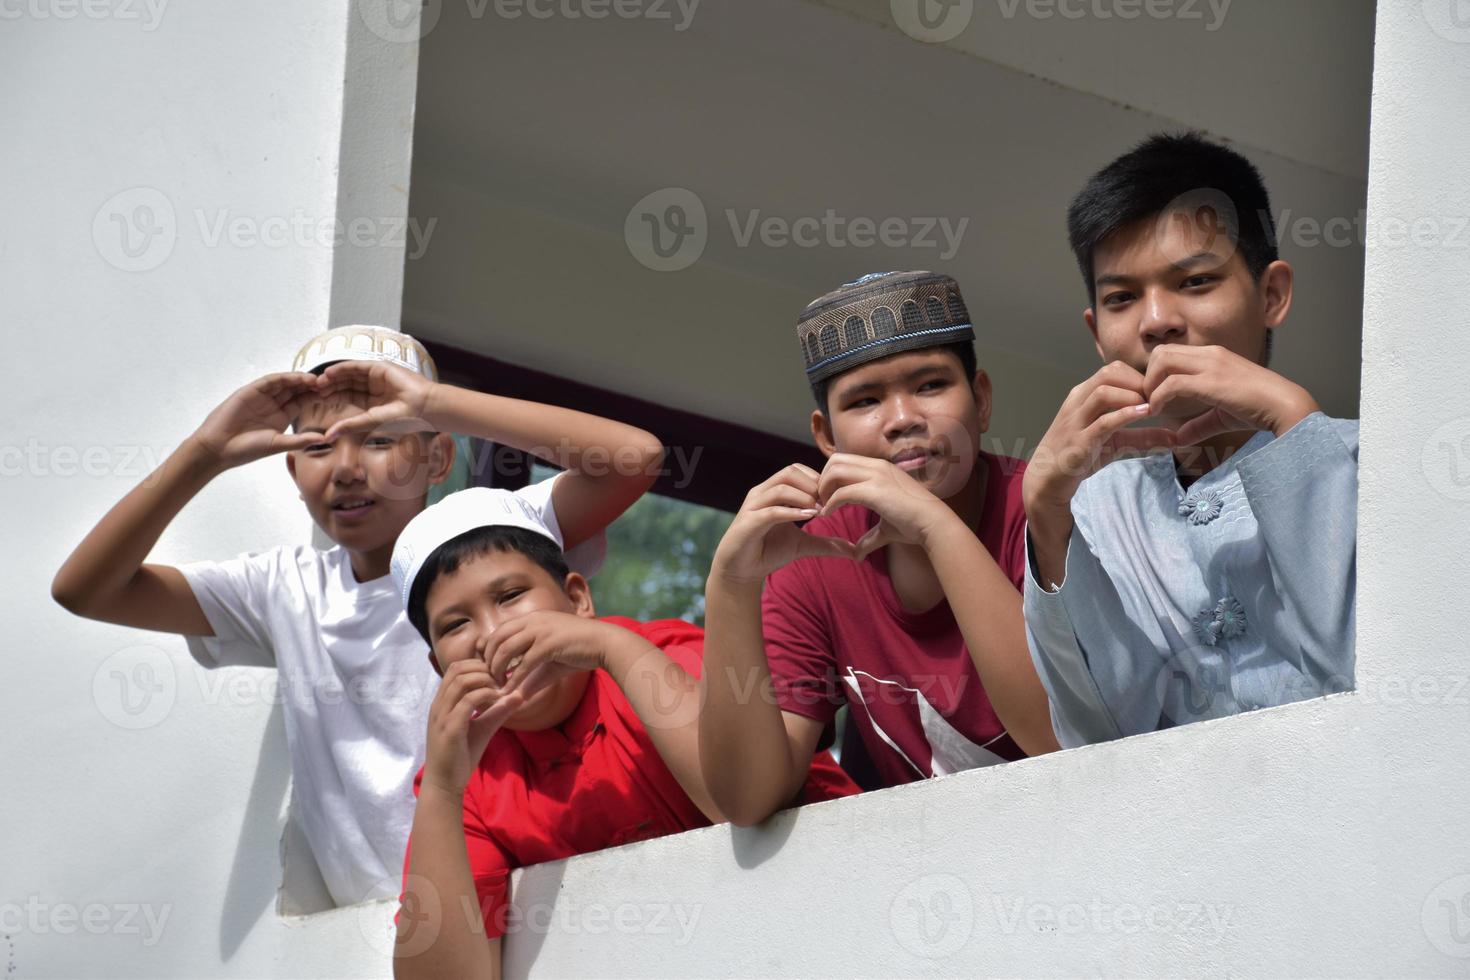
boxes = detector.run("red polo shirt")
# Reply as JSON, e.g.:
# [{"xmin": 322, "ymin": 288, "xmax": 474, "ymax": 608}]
[{"xmin": 402, "ymin": 616, "xmax": 858, "ymax": 939}]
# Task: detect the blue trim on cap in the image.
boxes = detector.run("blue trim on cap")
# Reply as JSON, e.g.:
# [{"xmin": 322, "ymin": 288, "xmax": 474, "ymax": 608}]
[{"xmin": 804, "ymin": 323, "xmax": 975, "ymax": 376}]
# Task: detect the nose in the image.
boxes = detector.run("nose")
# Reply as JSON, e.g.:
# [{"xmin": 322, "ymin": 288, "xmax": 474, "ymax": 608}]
[
  {"xmin": 882, "ymin": 393, "xmax": 925, "ymax": 441},
  {"xmin": 329, "ymin": 440, "xmax": 366, "ymax": 485},
  {"xmin": 1138, "ymin": 287, "xmax": 1187, "ymax": 349}
]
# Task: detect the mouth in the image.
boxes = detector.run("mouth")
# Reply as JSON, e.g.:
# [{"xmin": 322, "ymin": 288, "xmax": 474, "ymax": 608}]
[
  {"xmin": 330, "ymin": 496, "xmax": 377, "ymax": 520},
  {"xmin": 889, "ymin": 447, "xmax": 933, "ymax": 472}
]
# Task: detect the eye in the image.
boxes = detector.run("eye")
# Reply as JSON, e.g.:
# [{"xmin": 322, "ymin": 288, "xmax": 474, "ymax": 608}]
[
  {"xmin": 845, "ymin": 397, "xmax": 878, "ymax": 410},
  {"xmin": 304, "ymin": 442, "xmax": 333, "ymax": 454},
  {"xmin": 918, "ymin": 378, "xmax": 948, "ymax": 393},
  {"xmin": 498, "ymin": 588, "xmax": 527, "ymax": 605},
  {"xmin": 1182, "ymin": 274, "xmax": 1217, "ymax": 289},
  {"xmin": 365, "ymin": 436, "xmax": 395, "ymax": 448},
  {"xmin": 435, "ymin": 618, "xmax": 468, "ymax": 640},
  {"xmin": 1102, "ymin": 291, "xmax": 1134, "ymax": 308}
]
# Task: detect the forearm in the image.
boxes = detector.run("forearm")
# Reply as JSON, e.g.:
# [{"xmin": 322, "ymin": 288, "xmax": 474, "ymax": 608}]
[
  {"xmin": 1023, "ymin": 494, "xmax": 1075, "ymax": 593},
  {"xmin": 395, "ymin": 786, "xmax": 499, "ymax": 980},
  {"xmin": 697, "ymin": 576, "xmax": 802, "ymax": 826},
  {"xmin": 601, "ymin": 633, "xmax": 722, "ymax": 821},
  {"xmin": 923, "ymin": 513, "xmax": 1060, "ymax": 755},
  {"xmin": 425, "ymin": 384, "xmax": 663, "ymax": 478},
  {"xmin": 51, "ymin": 436, "xmax": 221, "ymax": 616}
]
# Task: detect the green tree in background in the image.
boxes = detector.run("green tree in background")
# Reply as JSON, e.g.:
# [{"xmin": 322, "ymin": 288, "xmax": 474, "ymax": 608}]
[{"xmin": 532, "ymin": 465, "xmax": 733, "ymax": 625}]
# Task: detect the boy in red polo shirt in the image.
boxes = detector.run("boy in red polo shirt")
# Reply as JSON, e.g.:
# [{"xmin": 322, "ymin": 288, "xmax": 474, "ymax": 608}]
[
  {"xmin": 700, "ymin": 272, "xmax": 1060, "ymax": 826},
  {"xmin": 389, "ymin": 487, "xmax": 856, "ymax": 977}
]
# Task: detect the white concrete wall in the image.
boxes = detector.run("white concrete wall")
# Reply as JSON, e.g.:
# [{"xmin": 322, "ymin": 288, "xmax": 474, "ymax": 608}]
[{"xmin": 1, "ymin": 0, "xmax": 414, "ymax": 974}]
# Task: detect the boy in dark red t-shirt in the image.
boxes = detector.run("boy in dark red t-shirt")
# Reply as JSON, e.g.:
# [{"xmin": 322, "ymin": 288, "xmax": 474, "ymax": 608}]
[
  {"xmin": 700, "ymin": 272, "xmax": 1060, "ymax": 824},
  {"xmin": 389, "ymin": 488, "xmax": 857, "ymax": 978}
]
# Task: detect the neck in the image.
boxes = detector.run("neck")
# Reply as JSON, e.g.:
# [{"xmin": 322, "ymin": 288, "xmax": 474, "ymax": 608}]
[
  {"xmin": 941, "ymin": 452, "xmax": 990, "ymax": 530},
  {"xmin": 347, "ymin": 543, "xmax": 394, "ymax": 583}
]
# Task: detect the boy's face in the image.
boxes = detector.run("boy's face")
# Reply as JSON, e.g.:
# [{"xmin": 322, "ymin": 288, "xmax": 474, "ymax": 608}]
[
  {"xmin": 424, "ymin": 549, "xmax": 592, "ymax": 732},
  {"xmin": 1084, "ymin": 207, "xmax": 1293, "ymax": 421},
  {"xmin": 287, "ymin": 391, "xmax": 453, "ymax": 560},
  {"xmin": 812, "ymin": 348, "xmax": 990, "ymax": 502}
]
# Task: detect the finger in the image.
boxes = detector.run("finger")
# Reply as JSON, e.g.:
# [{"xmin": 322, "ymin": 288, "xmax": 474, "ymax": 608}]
[
  {"xmin": 1087, "ymin": 402, "xmax": 1173, "ymax": 448},
  {"xmin": 758, "ymin": 463, "xmax": 821, "ymax": 498},
  {"xmin": 321, "ymin": 409, "xmax": 390, "ymax": 444},
  {"xmin": 750, "ymin": 483, "xmax": 821, "ymax": 513},
  {"xmin": 469, "ymin": 690, "xmax": 524, "ymax": 730},
  {"xmin": 1080, "ymin": 385, "xmax": 1148, "ymax": 425},
  {"xmin": 1145, "ymin": 374, "xmax": 1210, "ymax": 418},
  {"xmin": 818, "ymin": 482, "xmax": 871, "ymax": 518},
  {"xmin": 1172, "ymin": 407, "xmax": 1253, "ymax": 447},
  {"xmin": 1142, "ymin": 345, "xmax": 1208, "ymax": 399},
  {"xmin": 272, "ymin": 431, "xmax": 328, "ymax": 454},
  {"xmin": 504, "ymin": 660, "xmax": 564, "ymax": 702},
  {"xmin": 1082, "ymin": 361, "xmax": 1149, "ymax": 403},
  {"xmin": 739, "ymin": 506, "xmax": 825, "ymax": 532},
  {"xmin": 488, "ymin": 631, "xmax": 536, "ymax": 686},
  {"xmin": 796, "ymin": 531, "xmax": 860, "ymax": 562},
  {"xmin": 852, "ymin": 521, "xmax": 892, "ymax": 561},
  {"xmin": 442, "ymin": 687, "xmax": 497, "ymax": 730}
]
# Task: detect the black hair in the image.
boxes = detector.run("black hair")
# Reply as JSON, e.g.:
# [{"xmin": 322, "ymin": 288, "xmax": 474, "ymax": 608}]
[
  {"xmin": 406, "ymin": 524, "xmax": 571, "ymax": 644},
  {"xmin": 811, "ymin": 340, "xmax": 978, "ymax": 414},
  {"xmin": 1066, "ymin": 131, "xmax": 1279, "ymax": 308}
]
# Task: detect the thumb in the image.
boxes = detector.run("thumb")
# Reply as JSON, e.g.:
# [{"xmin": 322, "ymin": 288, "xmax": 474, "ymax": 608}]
[
  {"xmin": 853, "ymin": 520, "xmax": 894, "ymax": 561},
  {"xmin": 1172, "ymin": 408, "xmax": 1251, "ymax": 448},
  {"xmin": 795, "ymin": 531, "xmax": 860, "ymax": 563},
  {"xmin": 322, "ymin": 409, "xmax": 385, "ymax": 444},
  {"xmin": 273, "ymin": 431, "xmax": 326, "ymax": 454}
]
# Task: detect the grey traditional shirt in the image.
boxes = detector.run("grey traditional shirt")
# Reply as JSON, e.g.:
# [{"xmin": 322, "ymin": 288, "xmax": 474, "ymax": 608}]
[{"xmin": 1024, "ymin": 411, "xmax": 1359, "ymax": 748}]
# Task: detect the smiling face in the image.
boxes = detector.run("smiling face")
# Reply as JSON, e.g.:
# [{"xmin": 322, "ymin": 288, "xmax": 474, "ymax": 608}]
[
  {"xmin": 1085, "ymin": 207, "xmax": 1293, "ymax": 422},
  {"xmin": 811, "ymin": 347, "xmax": 990, "ymax": 503},
  {"xmin": 287, "ymin": 392, "xmax": 453, "ymax": 570},
  {"xmin": 424, "ymin": 548, "xmax": 592, "ymax": 732}
]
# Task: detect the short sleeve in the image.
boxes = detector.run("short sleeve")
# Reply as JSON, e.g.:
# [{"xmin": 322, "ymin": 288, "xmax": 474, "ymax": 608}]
[
  {"xmin": 761, "ymin": 563, "xmax": 842, "ymax": 728},
  {"xmin": 177, "ymin": 552, "xmax": 279, "ymax": 669},
  {"xmin": 514, "ymin": 473, "xmax": 607, "ymax": 578}
]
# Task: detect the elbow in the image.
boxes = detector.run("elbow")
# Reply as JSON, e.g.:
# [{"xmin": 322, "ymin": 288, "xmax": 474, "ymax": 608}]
[
  {"xmin": 707, "ymin": 781, "xmax": 779, "ymax": 829},
  {"xmin": 51, "ymin": 573, "xmax": 87, "ymax": 617}
]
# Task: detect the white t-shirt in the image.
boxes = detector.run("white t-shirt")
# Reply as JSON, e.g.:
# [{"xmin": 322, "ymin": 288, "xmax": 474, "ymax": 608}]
[{"xmin": 179, "ymin": 476, "xmax": 601, "ymax": 906}]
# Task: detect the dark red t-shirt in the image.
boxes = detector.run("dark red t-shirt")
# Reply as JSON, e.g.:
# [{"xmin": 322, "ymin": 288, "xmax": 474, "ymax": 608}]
[
  {"xmin": 401, "ymin": 617, "xmax": 858, "ymax": 939},
  {"xmin": 762, "ymin": 452, "xmax": 1030, "ymax": 788}
]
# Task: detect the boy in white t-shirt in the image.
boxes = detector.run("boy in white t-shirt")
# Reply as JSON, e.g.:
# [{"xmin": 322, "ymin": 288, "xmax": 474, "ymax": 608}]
[{"xmin": 52, "ymin": 325, "xmax": 664, "ymax": 906}]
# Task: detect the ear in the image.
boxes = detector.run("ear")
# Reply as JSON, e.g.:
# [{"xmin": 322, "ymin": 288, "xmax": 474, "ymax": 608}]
[
  {"xmin": 428, "ymin": 649, "xmax": 445, "ymax": 678},
  {"xmin": 1083, "ymin": 307, "xmax": 1105, "ymax": 362},
  {"xmin": 426, "ymin": 432, "xmax": 456, "ymax": 486},
  {"xmin": 285, "ymin": 451, "xmax": 298, "ymax": 482},
  {"xmin": 970, "ymin": 368, "xmax": 993, "ymax": 435},
  {"xmin": 1260, "ymin": 259, "xmax": 1294, "ymax": 330},
  {"xmin": 810, "ymin": 408, "xmax": 838, "ymax": 458},
  {"xmin": 562, "ymin": 572, "xmax": 596, "ymax": 618}
]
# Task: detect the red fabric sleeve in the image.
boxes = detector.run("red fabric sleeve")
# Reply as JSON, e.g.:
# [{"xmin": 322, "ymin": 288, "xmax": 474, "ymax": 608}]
[{"xmin": 760, "ymin": 561, "xmax": 843, "ymax": 729}]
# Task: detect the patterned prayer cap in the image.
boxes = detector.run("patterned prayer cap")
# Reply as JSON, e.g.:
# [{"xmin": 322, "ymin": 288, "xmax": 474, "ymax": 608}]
[
  {"xmin": 796, "ymin": 271, "xmax": 974, "ymax": 384},
  {"xmin": 292, "ymin": 325, "xmax": 438, "ymax": 382}
]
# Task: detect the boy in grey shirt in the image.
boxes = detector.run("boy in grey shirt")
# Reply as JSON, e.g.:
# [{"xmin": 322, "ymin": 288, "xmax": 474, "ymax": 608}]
[{"xmin": 1023, "ymin": 133, "xmax": 1358, "ymax": 747}]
